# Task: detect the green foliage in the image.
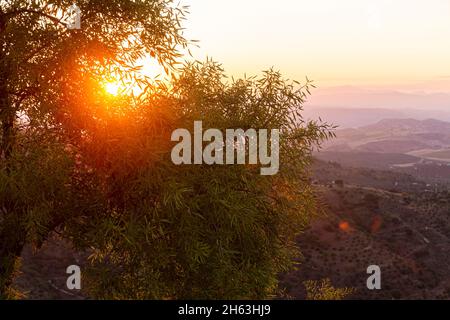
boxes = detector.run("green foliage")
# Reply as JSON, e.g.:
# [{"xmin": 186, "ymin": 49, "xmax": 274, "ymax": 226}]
[
  {"xmin": 0, "ymin": 136, "xmax": 74, "ymax": 243},
  {"xmin": 1, "ymin": 0, "xmax": 189, "ymax": 140},
  {"xmin": 1, "ymin": 0, "xmax": 188, "ymax": 298},
  {"xmin": 304, "ymin": 278, "xmax": 354, "ymax": 300},
  {"xmin": 0, "ymin": 132, "xmax": 74, "ymax": 297},
  {"xmin": 62, "ymin": 61, "xmax": 335, "ymax": 299},
  {"xmin": 1, "ymin": 1, "xmax": 335, "ymax": 299}
]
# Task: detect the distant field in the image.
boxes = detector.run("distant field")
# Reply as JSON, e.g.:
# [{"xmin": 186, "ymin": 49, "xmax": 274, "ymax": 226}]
[
  {"xmin": 421, "ymin": 149, "xmax": 450, "ymax": 161},
  {"xmin": 315, "ymin": 151, "xmax": 419, "ymax": 170},
  {"xmin": 355, "ymin": 139, "xmax": 431, "ymax": 153}
]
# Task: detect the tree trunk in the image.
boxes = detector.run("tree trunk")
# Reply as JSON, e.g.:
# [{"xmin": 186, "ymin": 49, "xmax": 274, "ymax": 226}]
[{"xmin": 1, "ymin": 101, "xmax": 14, "ymax": 162}]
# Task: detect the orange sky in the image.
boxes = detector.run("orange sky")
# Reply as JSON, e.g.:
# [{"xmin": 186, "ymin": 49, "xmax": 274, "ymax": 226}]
[{"xmin": 184, "ymin": 0, "xmax": 450, "ymax": 92}]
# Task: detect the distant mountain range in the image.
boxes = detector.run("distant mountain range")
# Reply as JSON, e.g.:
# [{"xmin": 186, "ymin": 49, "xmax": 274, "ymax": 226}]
[
  {"xmin": 362, "ymin": 118, "xmax": 450, "ymax": 133},
  {"xmin": 303, "ymin": 107, "xmax": 450, "ymax": 128},
  {"xmin": 306, "ymin": 86, "xmax": 450, "ymax": 109},
  {"xmin": 303, "ymin": 86, "xmax": 450, "ymax": 128}
]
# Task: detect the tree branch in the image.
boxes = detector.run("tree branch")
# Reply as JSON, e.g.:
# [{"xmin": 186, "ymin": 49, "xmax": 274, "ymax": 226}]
[{"xmin": 1, "ymin": 8, "xmax": 67, "ymax": 27}]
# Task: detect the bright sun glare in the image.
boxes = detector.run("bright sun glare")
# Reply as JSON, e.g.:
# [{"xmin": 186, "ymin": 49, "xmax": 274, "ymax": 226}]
[
  {"xmin": 105, "ymin": 82, "xmax": 121, "ymax": 96},
  {"xmin": 103, "ymin": 56, "xmax": 166, "ymax": 97}
]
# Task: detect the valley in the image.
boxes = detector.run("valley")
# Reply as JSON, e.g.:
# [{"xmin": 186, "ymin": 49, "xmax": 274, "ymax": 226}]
[
  {"xmin": 315, "ymin": 118, "xmax": 450, "ymax": 184},
  {"xmin": 281, "ymin": 159, "xmax": 450, "ymax": 299}
]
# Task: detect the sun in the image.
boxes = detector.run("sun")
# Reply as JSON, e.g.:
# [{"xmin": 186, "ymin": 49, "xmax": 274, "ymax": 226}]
[
  {"xmin": 102, "ymin": 56, "xmax": 167, "ymax": 97},
  {"xmin": 104, "ymin": 81, "xmax": 121, "ymax": 96}
]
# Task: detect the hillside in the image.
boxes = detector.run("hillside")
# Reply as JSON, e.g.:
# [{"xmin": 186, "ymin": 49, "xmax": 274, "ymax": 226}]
[
  {"xmin": 14, "ymin": 160, "xmax": 450, "ymax": 300},
  {"xmin": 281, "ymin": 160, "xmax": 450, "ymax": 299},
  {"xmin": 280, "ymin": 170, "xmax": 450, "ymax": 299}
]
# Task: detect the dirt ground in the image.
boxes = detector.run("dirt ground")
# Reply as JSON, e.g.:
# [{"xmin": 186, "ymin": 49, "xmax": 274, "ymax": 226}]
[{"xmin": 13, "ymin": 236, "xmax": 86, "ymax": 300}]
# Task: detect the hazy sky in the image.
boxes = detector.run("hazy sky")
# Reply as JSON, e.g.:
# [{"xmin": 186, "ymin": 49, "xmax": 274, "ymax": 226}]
[{"xmin": 184, "ymin": 0, "xmax": 450, "ymax": 92}]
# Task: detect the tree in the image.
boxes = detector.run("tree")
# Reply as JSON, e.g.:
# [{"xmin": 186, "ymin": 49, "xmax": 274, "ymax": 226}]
[
  {"xmin": 0, "ymin": 0, "xmax": 188, "ymax": 298},
  {"xmin": 62, "ymin": 61, "xmax": 334, "ymax": 299},
  {"xmin": 1, "ymin": 1, "xmax": 335, "ymax": 299}
]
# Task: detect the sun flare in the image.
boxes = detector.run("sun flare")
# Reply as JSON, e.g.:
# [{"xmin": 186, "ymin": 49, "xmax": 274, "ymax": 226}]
[
  {"xmin": 102, "ymin": 56, "xmax": 166, "ymax": 97},
  {"xmin": 104, "ymin": 81, "xmax": 121, "ymax": 96}
]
